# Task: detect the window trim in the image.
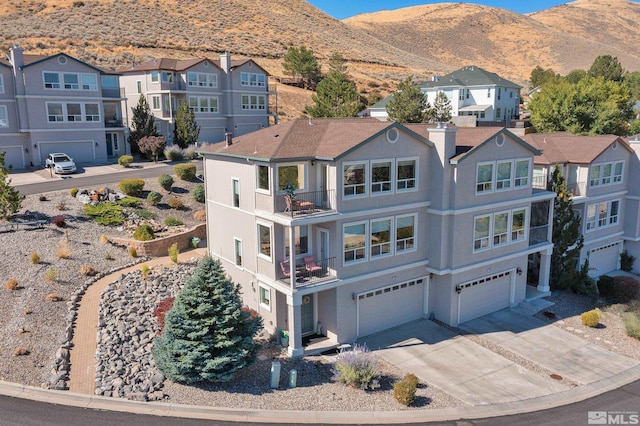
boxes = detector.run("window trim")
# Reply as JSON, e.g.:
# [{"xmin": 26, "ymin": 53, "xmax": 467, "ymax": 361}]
[
  {"xmin": 474, "ymin": 214, "xmax": 491, "ymax": 252},
  {"xmin": 343, "ymin": 161, "xmax": 368, "ymax": 199},
  {"xmin": 473, "ymin": 207, "xmax": 529, "ymax": 252},
  {"xmin": 0, "ymin": 75, "xmax": 4, "ymax": 94},
  {"xmin": 495, "ymin": 160, "xmax": 512, "ymax": 191},
  {"xmin": 370, "ymin": 158, "xmax": 394, "ymax": 196},
  {"xmin": 256, "ymin": 164, "xmax": 270, "ymax": 194},
  {"xmin": 585, "ymin": 199, "xmax": 621, "ymax": 232},
  {"xmin": 276, "ymin": 163, "xmax": 306, "ymax": 192},
  {"xmin": 187, "ymin": 71, "xmax": 218, "ymax": 88},
  {"xmin": 590, "ymin": 161, "xmax": 624, "ymax": 187},
  {"xmin": 150, "ymin": 71, "xmax": 159, "ymax": 83},
  {"xmin": 46, "ymin": 102, "xmax": 101, "ymax": 123},
  {"xmin": 514, "ymin": 158, "xmax": 531, "ymax": 188},
  {"xmin": 396, "ymin": 157, "xmax": 418, "ymax": 192},
  {"xmin": 43, "ymin": 71, "xmax": 97, "ymax": 91},
  {"xmin": 234, "ymin": 237, "xmax": 243, "ymax": 268},
  {"xmin": 241, "ymin": 72, "xmax": 266, "ymax": 87},
  {"xmin": 343, "ymin": 221, "xmax": 368, "ymax": 265},
  {"xmin": 476, "ymin": 162, "xmax": 494, "ymax": 194},
  {"xmin": 395, "ymin": 213, "xmax": 417, "ymax": 254},
  {"xmin": 511, "ymin": 208, "xmax": 527, "ymax": 243},
  {"xmin": 257, "ymin": 222, "xmax": 273, "ymax": 262},
  {"xmin": 151, "ymin": 95, "xmax": 161, "ymax": 111},
  {"xmin": 232, "ymin": 177, "xmax": 240, "ymax": 208},
  {"xmin": 370, "ymin": 216, "xmax": 394, "ymax": 259},
  {"xmin": 188, "ymin": 96, "xmax": 219, "ymax": 113},
  {"xmin": 258, "ymin": 285, "xmax": 271, "ymax": 311},
  {"xmin": 284, "ymin": 225, "xmax": 310, "ymax": 259},
  {"xmin": 492, "ymin": 210, "xmax": 510, "ymax": 247},
  {"xmin": 241, "ymin": 94, "xmax": 266, "ymax": 110},
  {"xmin": 0, "ymin": 105, "xmax": 8, "ymax": 127}
]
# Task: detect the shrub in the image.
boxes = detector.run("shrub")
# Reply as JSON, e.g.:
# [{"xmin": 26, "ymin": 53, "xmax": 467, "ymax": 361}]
[
  {"xmin": 45, "ymin": 293, "xmax": 63, "ymax": 302},
  {"xmin": 168, "ymin": 197, "xmax": 184, "ymax": 210},
  {"xmin": 581, "ymin": 309, "xmax": 600, "ymax": 327},
  {"xmin": 623, "ymin": 311, "xmax": 640, "ymax": 340},
  {"xmin": 99, "ymin": 234, "xmax": 110, "ymax": 244},
  {"xmin": 45, "ymin": 268, "xmax": 57, "ymax": 283},
  {"xmin": 169, "ymin": 243, "xmax": 179, "ymax": 263},
  {"xmin": 394, "ymin": 378, "xmax": 417, "ymax": 406},
  {"xmin": 118, "ymin": 178, "xmax": 145, "ymax": 196},
  {"xmin": 164, "ymin": 146, "xmax": 184, "ymax": 162},
  {"xmin": 147, "ymin": 191, "xmax": 162, "ymax": 206},
  {"xmin": 52, "ymin": 215, "xmax": 66, "ymax": 227},
  {"xmin": 70, "ymin": 188, "xmax": 79, "ymax": 198},
  {"xmin": 331, "ymin": 344, "xmax": 380, "ymax": 390},
  {"xmin": 174, "ymin": 163, "xmax": 196, "ymax": 180},
  {"xmin": 183, "ymin": 145, "xmax": 199, "ymax": 160},
  {"xmin": 80, "ymin": 264, "xmax": 97, "ymax": 276},
  {"xmin": 140, "ymin": 264, "xmax": 150, "ymax": 279},
  {"xmin": 83, "ymin": 203, "xmax": 124, "ymax": 226},
  {"xmin": 192, "ymin": 184, "xmax": 205, "ymax": 203},
  {"xmin": 104, "ymin": 252, "xmax": 114, "ymax": 260},
  {"xmin": 611, "ymin": 276, "xmax": 640, "ymax": 303},
  {"xmin": 133, "ymin": 224, "xmax": 155, "ymax": 241},
  {"xmin": 134, "ymin": 208, "xmax": 156, "ymax": 220},
  {"xmin": 5, "ymin": 278, "xmax": 18, "ymax": 291},
  {"xmin": 621, "ymin": 250, "xmax": 636, "ymax": 272},
  {"xmin": 39, "ymin": 195, "xmax": 47, "ymax": 202},
  {"xmin": 72, "ymin": 1, "xmax": 85, "ymax": 7},
  {"xmin": 117, "ymin": 197, "xmax": 141, "ymax": 208},
  {"xmin": 403, "ymin": 373, "xmax": 419, "ymax": 388},
  {"xmin": 158, "ymin": 174, "xmax": 174, "ymax": 191},
  {"xmin": 129, "ymin": 246, "xmax": 138, "ymax": 258},
  {"xmin": 597, "ymin": 275, "xmax": 615, "ymax": 300},
  {"xmin": 57, "ymin": 239, "xmax": 70, "ymax": 259},
  {"xmin": 153, "ymin": 297, "xmax": 175, "ymax": 332},
  {"xmin": 31, "ymin": 252, "xmax": 41, "ymax": 264},
  {"xmin": 118, "ymin": 155, "xmax": 133, "ymax": 168},
  {"xmin": 164, "ymin": 216, "xmax": 184, "ymax": 227},
  {"xmin": 13, "ymin": 346, "xmax": 30, "ymax": 356},
  {"xmin": 193, "ymin": 210, "xmax": 206, "ymax": 221}
]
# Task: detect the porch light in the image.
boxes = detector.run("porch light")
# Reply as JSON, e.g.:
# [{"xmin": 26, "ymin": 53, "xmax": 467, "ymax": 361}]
[
  {"xmin": 517, "ymin": 267, "xmax": 523, "ymax": 276},
  {"xmin": 455, "ymin": 285, "xmax": 462, "ymax": 294}
]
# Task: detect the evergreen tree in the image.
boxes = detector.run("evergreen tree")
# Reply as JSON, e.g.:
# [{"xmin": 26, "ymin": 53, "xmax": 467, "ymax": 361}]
[
  {"xmin": 282, "ymin": 46, "xmax": 322, "ymax": 88},
  {"xmin": 385, "ymin": 77, "xmax": 429, "ymax": 123},
  {"xmin": 0, "ymin": 152, "xmax": 24, "ymax": 219},
  {"xmin": 152, "ymin": 257, "xmax": 263, "ymax": 383},
  {"xmin": 173, "ymin": 99, "xmax": 200, "ymax": 149},
  {"xmin": 589, "ymin": 54, "xmax": 624, "ymax": 82},
  {"xmin": 305, "ymin": 57, "xmax": 363, "ymax": 118},
  {"xmin": 128, "ymin": 95, "xmax": 158, "ymax": 154},
  {"xmin": 431, "ymin": 91, "xmax": 452, "ymax": 123}
]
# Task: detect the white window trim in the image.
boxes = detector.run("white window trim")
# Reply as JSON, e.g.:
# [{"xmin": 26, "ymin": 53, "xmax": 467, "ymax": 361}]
[
  {"xmin": 590, "ymin": 161, "xmax": 624, "ymax": 187},
  {"xmin": 395, "ymin": 213, "xmax": 417, "ymax": 254},
  {"xmin": 284, "ymin": 225, "xmax": 311, "ymax": 260},
  {"xmin": 514, "ymin": 158, "xmax": 531, "ymax": 188},
  {"xmin": 46, "ymin": 102, "xmax": 100, "ymax": 123},
  {"xmin": 136, "ymin": 80, "xmax": 142, "ymax": 94},
  {"xmin": 511, "ymin": 208, "xmax": 528, "ymax": 243},
  {"xmin": 343, "ymin": 221, "xmax": 368, "ymax": 265},
  {"xmin": 241, "ymin": 94, "xmax": 266, "ymax": 110},
  {"xmin": 492, "ymin": 210, "xmax": 510, "ymax": 247},
  {"xmin": 495, "ymin": 160, "xmax": 513, "ymax": 192},
  {"xmin": 233, "ymin": 237, "xmax": 243, "ymax": 268},
  {"xmin": 150, "ymin": 72, "xmax": 159, "ymax": 83},
  {"xmin": 151, "ymin": 95, "xmax": 161, "ymax": 111},
  {"xmin": 473, "ymin": 207, "xmax": 529, "ymax": 252},
  {"xmin": 370, "ymin": 158, "xmax": 395, "ymax": 196},
  {"xmin": 476, "ymin": 161, "xmax": 495, "ymax": 194},
  {"xmin": 370, "ymin": 216, "xmax": 394, "ymax": 259},
  {"xmin": 343, "ymin": 160, "xmax": 369, "ymax": 199},
  {"xmin": 43, "ymin": 71, "xmax": 97, "ymax": 91},
  {"xmin": 585, "ymin": 199, "xmax": 621, "ymax": 232},
  {"xmin": 231, "ymin": 177, "xmax": 240, "ymax": 209},
  {"xmin": 0, "ymin": 105, "xmax": 8, "ymax": 127},
  {"xmin": 396, "ymin": 157, "xmax": 419, "ymax": 193},
  {"xmin": 188, "ymin": 96, "xmax": 219, "ymax": 113},
  {"xmin": 276, "ymin": 163, "xmax": 307, "ymax": 192},
  {"xmin": 257, "ymin": 221, "xmax": 273, "ymax": 262},
  {"xmin": 258, "ymin": 285, "xmax": 271, "ymax": 311},
  {"xmin": 473, "ymin": 214, "xmax": 492, "ymax": 252},
  {"xmin": 255, "ymin": 163, "xmax": 271, "ymax": 195},
  {"xmin": 241, "ymin": 72, "xmax": 266, "ymax": 87},
  {"xmin": 187, "ymin": 71, "xmax": 218, "ymax": 88}
]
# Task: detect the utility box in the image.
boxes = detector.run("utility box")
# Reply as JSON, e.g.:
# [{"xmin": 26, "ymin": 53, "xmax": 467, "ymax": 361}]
[{"xmin": 270, "ymin": 361, "xmax": 281, "ymax": 389}]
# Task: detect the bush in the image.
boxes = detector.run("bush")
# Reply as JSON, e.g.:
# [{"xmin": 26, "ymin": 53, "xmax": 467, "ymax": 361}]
[
  {"xmin": 80, "ymin": 264, "xmax": 97, "ymax": 276},
  {"xmin": 174, "ymin": 163, "xmax": 196, "ymax": 180},
  {"xmin": 581, "ymin": 309, "xmax": 600, "ymax": 327},
  {"xmin": 192, "ymin": 184, "xmax": 205, "ymax": 203},
  {"xmin": 611, "ymin": 276, "xmax": 640, "ymax": 303},
  {"xmin": 133, "ymin": 224, "xmax": 155, "ymax": 241},
  {"xmin": 83, "ymin": 203, "xmax": 124, "ymax": 226},
  {"xmin": 168, "ymin": 197, "xmax": 184, "ymax": 210},
  {"xmin": 45, "ymin": 268, "xmax": 57, "ymax": 283},
  {"xmin": 623, "ymin": 311, "xmax": 640, "ymax": 340},
  {"xmin": 394, "ymin": 377, "xmax": 417, "ymax": 406},
  {"xmin": 597, "ymin": 275, "xmax": 615, "ymax": 300},
  {"xmin": 39, "ymin": 194, "xmax": 47, "ymax": 201},
  {"xmin": 158, "ymin": 174, "xmax": 174, "ymax": 191},
  {"xmin": 118, "ymin": 155, "xmax": 133, "ymax": 168},
  {"xmin": 5, "ymin": 278, "xmax": 18, "ymax": 291},
  {"xmin": 164, "ymin": 146, "xmax": 184, "ymax": 162},
  {"xmin": 183, "ymin": 145, "xmax": 199, "ymax": 160},
  {"xmin": 13, "ymin": 346, "xmax": 30, "ymax": 356},
  {"xmin": 331, "ymin": 344, "xmax": 380, "ymax": 390},
  {"xmin": 31, "ymin": 252, "xmax": 40, "ymax": 264},
  {"xmin": 118, "ymin": 178, "xmax": 145, "ymax": 196},
  {"xmin": 129, "ymin": 246, "xmax": 138, "ymax": 258},
  {"xmin": 140, "ymin": 264, "xmax": 150, "ymax": 279},
  {"xmin": 117, "ymin": 197, "xmax": 141, "ymax": 208},
  {"xmin": 147, "ymin": 191, "xmax": 162, "ymax": 206},
  {"xmin": 621, "ymin": 250, "xmax": 636, "ymax": 272},
  {"xmin": 164, "ymin": 217, "xmax": 183, "ymax": 226},
  {"xmin": 403, "ymin": 373, "xmax": 419, "ymax": 388},
  {"xmin": 52, "ymin": 215, "xmax": 66, "ymax": 227},
  {"xmin": 99, "ymin": 234, "xmax": 110, "ymax": 244},
  {"xmin": 70, "ymin": 188, "xmax": 79, "ymax": 198},
  {"xmin": 45, "ymin": 293, "xmax": 63, "ymax": 302},
  {"xmin": 57, "ymin": 239, "xmax": 70, "ymax": 259},
  {"xmin": 168, "ymin": 243, "xmax": 179, "ymax": 263},
  {"xmin": 194, "ymin": 210, "xmax": 207, "ymax": 221},
  {"xmin": 153, "ymin": 297, "xmax": 175, "ymax": 332},
  {"xmin": 133, "ymin": 209, "xmax": 156, "ymax": 220}
]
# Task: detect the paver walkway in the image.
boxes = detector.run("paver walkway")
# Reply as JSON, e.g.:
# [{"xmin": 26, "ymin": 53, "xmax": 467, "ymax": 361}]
[{"xmin": 67, "ymin": 248, "xmax": 207, "ymax": 394}]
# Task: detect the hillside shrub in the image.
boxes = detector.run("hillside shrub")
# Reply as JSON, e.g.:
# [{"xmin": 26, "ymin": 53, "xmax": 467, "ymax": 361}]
[
  {"xmin": 57, "ymin": 239, "xmax": 70, "ymax": 259},
  {"xmin": 133, "ymin": 224, "xmax": 155, "ymax": 241},
  {"xmin": 45, "ymin": 268, "xmax": 57, "ymax": 283},
  {"xmin": 118, "ymin": 155, "xmax": 133, "ymax": 168},
  {"xmin": 140, "ymin": 264, "xmax": 150, "ymax": 279},
  {"xmin": 168, "ymin": 197, "xmax": 184, "ymax": 210},
  {"xmin": 192, "ymin": 184, "xmax": 205, "ymax": 203},
  {"xmin": 147, "ymin": 191, "xmax": 162, "ymax": 206},
  {"xmin": 580, "ymin": 309, "xmax": 600, "ymax": 327},
  {"xmin": 117, "ymin": 197, "xmax": 141, "ymax": 208},
  {"xmin": 70, "ymin": 188, "xmax": 79, "ymax": 198},
  {"xmin": 153, "ymin": 297, "xmax": 175, "ymax": 332},
  {"xmin": 133, "ymin": 208, "xmax": 156, "ymax": 220},
  {"xmin": 118, "ymin": 178, "xmax": 145, "ymax": 196},
  {"xmin": 158, "ymin": 174, "xmax": 174, "ymax": 191},
  {"xmin": 174, "ymin": 163, "xmax": 196, "ymax": 180},
  {"xmin": 83, "ymin": 203, "xmax": 124, "ymax": 226},
  {"xmin": 183, "ymin": 145, "xmax": 199, "ymax": 160},
  {"xmin": 394, "ymin": 373, "xmax": 418, "ymax": 406},
  {"xmin": 164, "ymin": 217, "xmax": 183, "ymax": 227},
  {"xmin": 331, "ymin": 344, "xmax": 380, "ymax": 390},
  {"xmin": 129, "ymin": 246, "xmax": 137, "ymax": 258}
]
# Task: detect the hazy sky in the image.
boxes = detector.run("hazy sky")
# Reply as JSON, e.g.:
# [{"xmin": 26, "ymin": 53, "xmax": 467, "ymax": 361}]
[{"xmin": 307, "ymin": 1, "xmax": 597, "ymax": 19}]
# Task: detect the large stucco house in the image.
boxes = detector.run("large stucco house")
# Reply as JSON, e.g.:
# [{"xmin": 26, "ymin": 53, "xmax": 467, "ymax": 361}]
[
  {"xmin": 0, "ymin": 46, "xmax": 127, "ymax": 169},
  {"xmin": 199, "ymin": 118, "xmax": 555, "ymax": 356},
  {"xmin": 118, "ymin": 53, "xmax": 275, "ymax": 145}
]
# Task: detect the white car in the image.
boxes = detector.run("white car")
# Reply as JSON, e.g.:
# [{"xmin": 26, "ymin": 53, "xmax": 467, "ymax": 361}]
[{"xmin": 45, "ymin": 153, "xmax": 77, "ymax": 174}]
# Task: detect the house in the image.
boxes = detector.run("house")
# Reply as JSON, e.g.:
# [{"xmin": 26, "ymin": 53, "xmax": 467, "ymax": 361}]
[
  {"xmin": 0, "ymin": 45, "xmax": 127, "ymax": 169},
  {"xmin": 118, "ymin": 53, "xmax": 275, "ymax": 146},
  {"xmin": 524, "ymin": 132, "xmax": 640, "ymax": 276},
  {"xmin": 366, "ymin": 65, "xmax": 521, "ymax": 126},
  {"xmin": 199, "ymin": 118, "xmax": 555, "ymax": 356}
]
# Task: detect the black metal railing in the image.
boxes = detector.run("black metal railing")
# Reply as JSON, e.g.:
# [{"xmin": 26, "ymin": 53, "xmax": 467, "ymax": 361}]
[
  {"xmin": 104, "ymin": 119, "xmax": 123, "ymax": 128},
  {"xmin": 279, "ymin": 256, "xmax": 337, "ymax": 287},
  {"xmin": 529, "ymin": 225, "xmax": 550, "ymax": 246},
  {"xmin": 280, "ymin": 189, "xmax": 335, "ymax": 217}
]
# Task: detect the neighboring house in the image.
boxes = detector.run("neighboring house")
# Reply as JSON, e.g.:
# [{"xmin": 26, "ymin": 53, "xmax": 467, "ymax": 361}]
[
  {"xmin": 0, "ymin": 46, "xmax": 127, "ymax": 169},
  {"xmin": 524, "ymin": 132, "xmax": 640, "ymax": 277},
  {"xmin": 118, "ymin": 53, "xmax": 275, "ymax": 146},
  {"xmin": 199, "ymin": 118, "xmax": 555, "ymax": 356},
  {"xmin": 366, "ymin": 65, "xmax": 521, "ymax": 126}
]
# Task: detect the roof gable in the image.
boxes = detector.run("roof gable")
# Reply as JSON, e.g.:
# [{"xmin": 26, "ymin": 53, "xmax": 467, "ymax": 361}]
[
  {"xmin": 118, "ymin": 58, "xmax": 222, "ymax": 73},
  {"xmin": 521, "ymin": 132, "xmax": 633, "ymax": 165},
  {"xmin": 450, "ymin": 127, "xmax": 541, "ymax": 164},
  {"xmin": 419, "ymin": 65, "xmax": 521, "ymax": 90},
  {"xmin": 20, "ymin": 53, "xmax": 109, "ymax": 74}
]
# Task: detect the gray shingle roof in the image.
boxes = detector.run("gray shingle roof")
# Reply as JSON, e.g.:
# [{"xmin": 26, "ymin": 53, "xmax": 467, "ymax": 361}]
[{"xmin": 418, "ymin": 65, "xmax": 521, "ymax": 90}]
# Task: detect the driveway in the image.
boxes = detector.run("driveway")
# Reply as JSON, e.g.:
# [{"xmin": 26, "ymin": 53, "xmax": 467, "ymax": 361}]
[{"xmin": 360, "ymin": 309, "xmax": 639, "ymax": 406}]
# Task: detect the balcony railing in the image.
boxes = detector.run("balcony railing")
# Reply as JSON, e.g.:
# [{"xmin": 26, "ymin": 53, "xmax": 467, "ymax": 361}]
[
  {"xmin": 279, "ymin": 256, "xmax": 337, "ymax": 288},
  {"xmin": 532, "ymin": 176, "xmax": 587, "ymax": 197},
  {"xmin": 529, "ymin": 225, "xmax": 550, "ymax": 246},
  {"xmin": 104, "ymin": 119, "xmax": 123, "ymax": 128},
  {"xmin": 279, "ymin": 189, "xmax": 335, "ymax": 217}
]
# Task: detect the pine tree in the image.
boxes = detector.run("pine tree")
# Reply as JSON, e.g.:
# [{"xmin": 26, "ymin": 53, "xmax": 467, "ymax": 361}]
[
  {"xmin": 152, "ymin": 257, "xmax": 263, "ymax": 383},
  {"xmin": 282, "ymin": 45, "xmax": 322, "ymax": 88},
  {"xmin": 431, "ymin": 91, "xmax": 452, "ymax": 123},
  {"xmin": 128, "ymin": 95, "xmax": 158, "ymax": 154},
  {"xmin": 305, "ymin": 54, "xmax": 363, "ymax": 118},
  {"xmin": 173, "ymin": 99, "xmax": 200, "ymax": 149},
  {"xmin": 385, "ymin": 76, "xmax": 428, "ymax": 123},
  {"xmin": 0, "ymin": 152, "xmax": 24, "ymax": 219}
]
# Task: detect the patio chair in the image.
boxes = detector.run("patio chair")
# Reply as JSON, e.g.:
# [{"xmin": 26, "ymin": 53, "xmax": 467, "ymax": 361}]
[
  {"xmin": 304, "ymin": 256, "xmax": 322, "ymax": 275},
  {"xmin": 280, "ymin": 260, "xmax": 301, "ymax": 279}
]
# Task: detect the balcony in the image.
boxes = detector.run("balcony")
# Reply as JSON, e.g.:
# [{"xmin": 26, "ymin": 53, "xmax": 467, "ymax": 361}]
[
  {"xmin": 278, "ymin": 256, "xmax": 337, "ymax": 288},
  {"xmin": 104, "ymin": 119, "xmax": 123, "ymax": 128},
  {"xmin": 532, "ymin": 176, "xmax": 587, "ymax": 198},
  {"xmin": 277, "ymin": 189, "xmax": 336, "ymax": 218},
  {"xmin": 529, "ymin": 225, "xmax": 550, "ymax": 246}
]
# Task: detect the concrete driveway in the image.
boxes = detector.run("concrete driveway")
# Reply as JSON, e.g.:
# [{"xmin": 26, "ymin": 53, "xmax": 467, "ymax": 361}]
[{"xmin": 360, "ymin": 309, "xmax": 639, "ymax": 406}]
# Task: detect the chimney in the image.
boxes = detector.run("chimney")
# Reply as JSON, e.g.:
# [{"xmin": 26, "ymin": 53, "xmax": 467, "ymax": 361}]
[
  {"xmin": 220, "ymin": 52, "xmax": 231, "ymax": 74},
  {"xmin": 225, "ymin": 132, "xmax": 233, "ymax": 147},
  {"xmin": 428, "ymin": 124, "xmax": 458, "ymax": 210},
  {"xmin": 9, "ymin": 45, "xmax": 24, "ymax": 69}
]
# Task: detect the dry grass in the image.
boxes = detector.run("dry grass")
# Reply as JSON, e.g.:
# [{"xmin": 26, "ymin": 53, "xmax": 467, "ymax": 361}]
[
  {"xmin": 79, "ymin": 264, "xmax": 97, "ymax": 276},
  {"xmin": 57, "ymin": 239, "xmax": 71, "ymax": 259},
  {"xmin": 12, "ymin": 346, "xmax": 30, "ymax": 357},
  {"xmin": 45, "ymin": 293, "xmax": 63, "ymax": 302},
  {"xmin": 5, "ymin": 278, "xmax": 18, "ymax": 291}
]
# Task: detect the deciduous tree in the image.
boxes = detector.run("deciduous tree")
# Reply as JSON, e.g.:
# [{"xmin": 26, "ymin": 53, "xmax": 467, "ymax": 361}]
[{"xmin": 138, "ymin": 136, "xmax": 166, "ymax": 162}]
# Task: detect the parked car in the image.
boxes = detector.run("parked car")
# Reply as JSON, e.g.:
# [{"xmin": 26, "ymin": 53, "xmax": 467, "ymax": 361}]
[{"xmin": 45, "ymin": 153, "xmax": 77, "ymax": 174}]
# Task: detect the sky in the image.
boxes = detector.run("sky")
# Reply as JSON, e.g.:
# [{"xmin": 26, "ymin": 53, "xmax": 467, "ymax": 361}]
[{"xmin": 306, "ymin": 1, "xmax": 576, "ymax": 19}]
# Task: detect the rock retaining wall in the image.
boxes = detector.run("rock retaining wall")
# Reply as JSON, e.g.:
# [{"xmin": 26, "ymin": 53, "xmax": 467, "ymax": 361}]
[{"xmin": 110, "ymin": 224, "xmax": 206, "ymax": 257}]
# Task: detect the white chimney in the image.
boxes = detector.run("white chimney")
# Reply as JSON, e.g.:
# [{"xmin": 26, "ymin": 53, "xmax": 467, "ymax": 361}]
[
  {"xmin": 220, "ymin": 52, "xmax": 231, "ymax": 74},
  {"xmin": 9, "ymin": 45, "xmax": 24, "ymax": 69}
]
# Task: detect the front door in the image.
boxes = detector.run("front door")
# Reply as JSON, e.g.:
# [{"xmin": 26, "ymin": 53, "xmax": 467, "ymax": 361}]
[{"xmin": 301, "ymin": 293, "xmax": 315, "ymax": 335}]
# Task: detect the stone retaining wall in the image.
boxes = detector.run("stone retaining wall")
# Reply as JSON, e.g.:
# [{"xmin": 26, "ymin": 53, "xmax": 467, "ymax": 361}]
[{"xmin": 110, "ymin": 224, "xmax": 206, "ymax": 257}]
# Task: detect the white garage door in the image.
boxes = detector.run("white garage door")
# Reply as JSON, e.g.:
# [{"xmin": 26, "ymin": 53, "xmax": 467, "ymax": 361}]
[
  {"xmin": 1, "ymin": 146, "xmax": 25, "ymax": 170},
  {"xmin": 588, "ymin": 242, "xmax": 621, "ymax": 277},
  {"xmin": 39, "ymin": 141, "xmax": 95, "ymax": 164},
  {"xmin": 458, "ymin": 271, "xmax": 513, "ymax": 324},
  {"xmin": 357, "ymin": 278, "xmax": 424, "ymax": 338}
]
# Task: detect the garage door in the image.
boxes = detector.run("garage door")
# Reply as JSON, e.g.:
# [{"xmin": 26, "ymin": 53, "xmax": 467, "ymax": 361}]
[
  {"xmin": 1, "ymin": 146, "xmax": 25, "ymax": 170},
  {"xmin": 588, "ymin": 242, "xmax": 621, "ymax": 277},
  {"xmin": 357, "ymin": 278, "xmax": 424, "ymax": 338},
  {"xmin": 458, "ymin": 271, "xmax": 513, "ymax": 324},
  {"xmin": 39, "ymin": 141, "xmax": 95, "ymax": 164}
]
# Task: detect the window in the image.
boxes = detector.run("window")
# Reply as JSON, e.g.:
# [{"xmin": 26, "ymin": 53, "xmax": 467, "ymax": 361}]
[
  {"xmin": 44, "ymin": 72, "xmax": 60, "ymax": 89},
  {"xmin": 610, "ymin": 200, "xmax": 619, "ymax": 224},
  {"xmin": 259, "ymin": 285, "xmax": 271, "ymax": 309},
  {"xmin": 474, "ymin": 216, "xmax": 490, "ymax": 251},
  {"xmin": 602, "ymin": 163, "xmax": 612, "ymax": 185},
  {"xmin": 344, "ymin": 222, "xmax": 366, "ymax": 263},
  {"xmin": 496, "ymin": 161, "xmax": 511, "ymax": 190},
  {"xmin": 590, "ymin": 165, "xmax": 601, "ymax": 186},
  {"xmin": 187, "ymin": 72, "xmax": 217, "ymax": 87},
  {"xmin": 161, "ymin": 71, "xmax": 173, "ymax": 83},
  {"xmin": 0, "ymin": 75, "xmax": 4, "ymax": 93},
  {"xmin": 257, "ymin": 223, "xmax": 272, "ymax": 259},
  {"xmin": 278, "ymin": 164, "xmax": 305, "ymax": 191},
  {"xmin": 493, "ymin": 212, "xmax": 509, "ymax": 246},
  {"xmin": 101, "ymin": 75, "xmax": 118, "ymax": 89},
  {"xmin": 106, "ymin": 133, "xmax": 119, "ymax": 150},
  {"xmin": 136, "ymin": 80, "xmax": 142, "ymax": 94},
  {"xmin": 371, "ymin": 219, "xmax": 392, "ymax": 257},
  {"xmin": 613, "ymin": 162, "xmax": 623, "ymax": 182},
  {"xmin": 257, "ymin": 165, "xmax": 270, "ymax": 192},
  {"xmin": 85, "ymin": 103, "xmax": 100, "ymax": 121},
  {"xmin": 459, "ymin": 90, "xmax": 464, "ymax": 101},
  {"xmin": 590, "ymin": 162, "xmax": 624, "ymax": 187},
  {"xmin": 397, "ymin": 159, "xmax": 416, "ymax": 191},
  {"xmin": 344, "ymin": 162, "xmax": 366, "ymax": 197},
  {"xmin": 495, "ymin": 108, "xmax": 501, "ymax": 120},
  {"xmin": 188, "ymin": 96, "xmax": 218, "ymax": 113},
  {"xmin": 82, "ymin": 74, "xmax": 97, "ymax": 91},
  {"xmin": 47, "ymin": 103, "xmax": 64, "ymax": 122},
  {"xmin": 466, "ymin": 88, "xmax": 470, "ymax": 99},
  {"xmin": 152, "ymin": 96, "xmax": 161, "ymax": 110},
  {"xmin": 234, "ymin": 238, "xmax": 243, "ymax": 267},
  {"xmin": 241, "ymin": 95, "xmax": 266, "ymax": 110},
  {"xmin": 515, "ymin": 160, "xmax": 529, "ymax": 187},
  {"xmin": 396, "ymin": 215, "xmax": 415, "ymax": 252},
  {"xmin": 241, "ymin": 72, "xmax": 266, "ymax": 87},
  {"xmin": 487, "ymin": 88, "xmax": 491, "ymax": 98},
  {"xmin": 0, "ymin": 106, "xmax": 7, "ymax": 127},
  {"xmin": 63, "ymin": 73, "xmax": 79, "ymax": 89},
  {"xmin": 151, "ymin": 72, "xmax": 159, "ymax": 83},
  {"xmin": 585, "ymin": 200, "xmax": 623, "ymax": 230},
  {"xmin": 497, "ymin": 88, "xmax": 502, "ymax": 100},
  {"xmin": 586, "ymin": 204, "xmax": 597, "ymax": 231},
  {"xmin": 474, "ymin": 209, "xmax": 527, "ymax": 252},
  {"xmin": 232, "ymin": 178, "xmax": 240, "ymax": 208},
  {"xmin": 285, "ymin": 225, "xmax": 309, "ymax": 257},
  {"xmin": 511, "ymin": 209, "xmax": 526, "ymax": 242},
  {"xmin": 371, "ymin": 161, "xmax": 392, "ymax": 193},
  {"xmin": 66, "ymin": 103, "xmax": 82, "ymax": 121},
  {"xmin": 476, "ymin": 163, "xmax": 493, "ymax": 193}
]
